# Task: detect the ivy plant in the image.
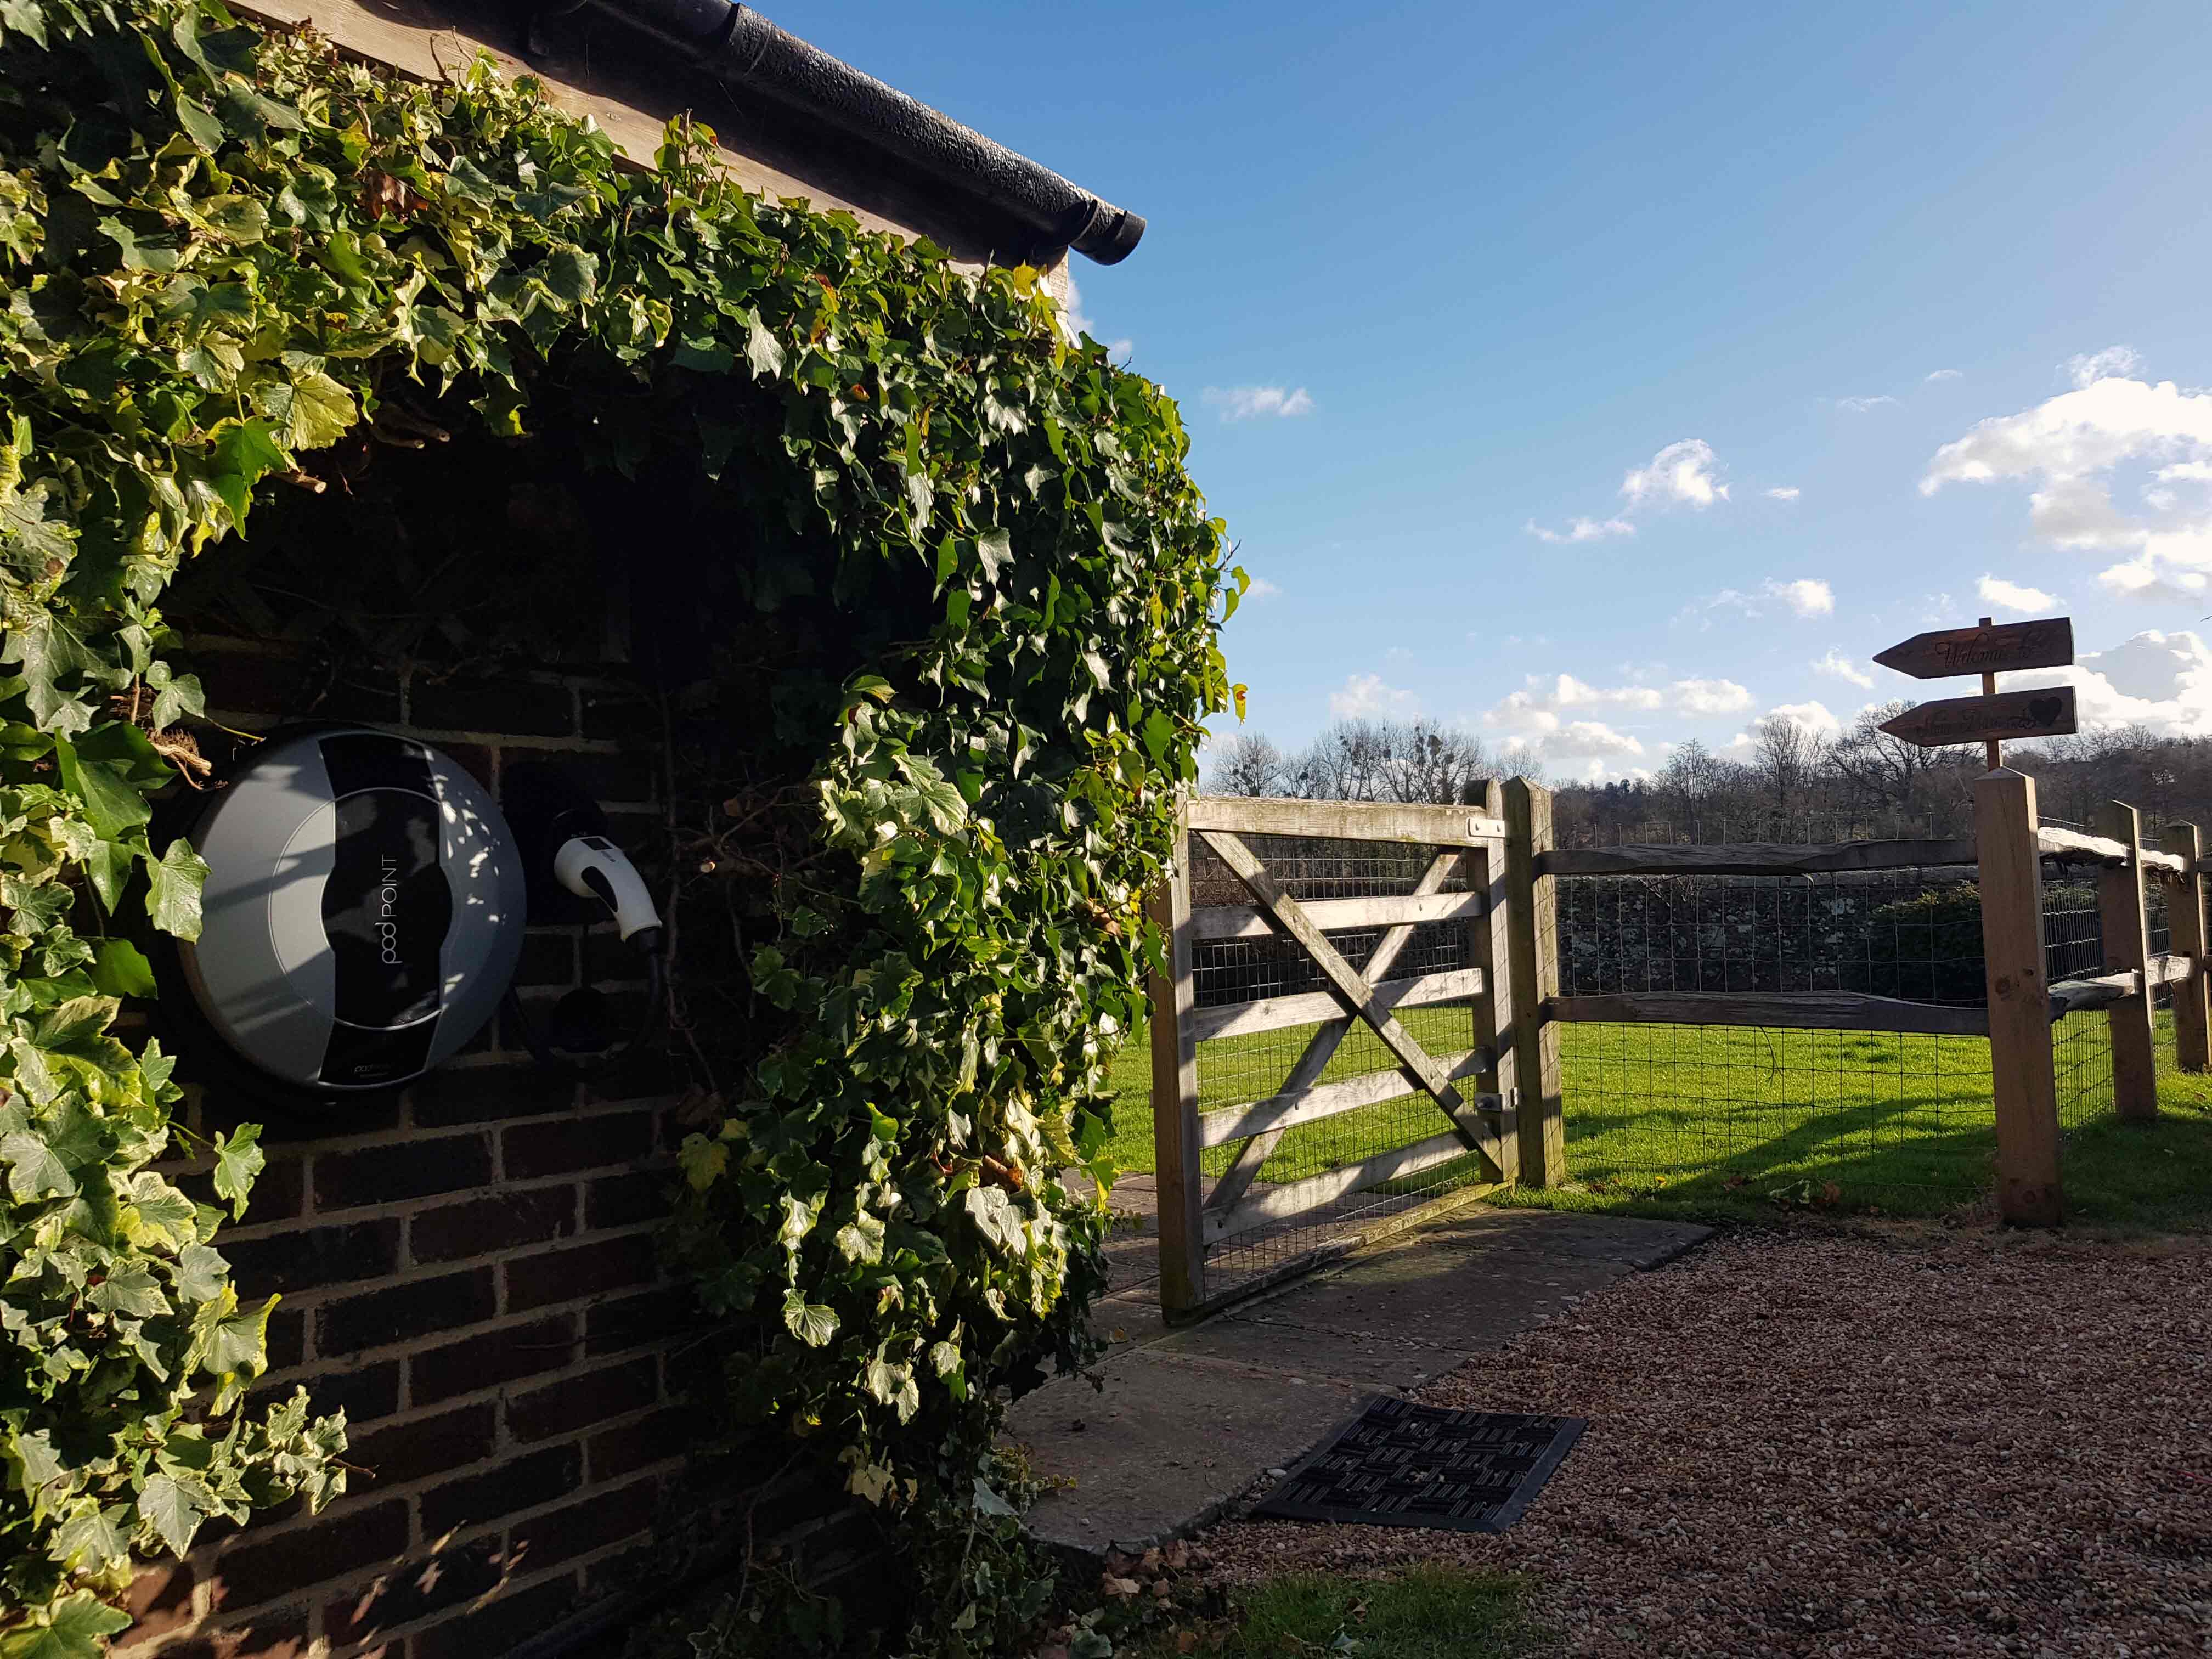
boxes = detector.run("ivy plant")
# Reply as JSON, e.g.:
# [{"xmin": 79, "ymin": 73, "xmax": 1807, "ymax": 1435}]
[{"xmin": 0, "ymin": 0, "xmax": 1238, "ymax": 1651}]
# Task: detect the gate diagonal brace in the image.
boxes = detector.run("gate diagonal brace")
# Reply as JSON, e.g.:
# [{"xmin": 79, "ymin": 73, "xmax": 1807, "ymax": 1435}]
[
  {"xmin": 1196, "ymin": 829, "xmax": 1507, "ymax": 1182},
  {"xmin": 1205, "ymin": 848, "xmax": 1462, "ymax": 1212}
]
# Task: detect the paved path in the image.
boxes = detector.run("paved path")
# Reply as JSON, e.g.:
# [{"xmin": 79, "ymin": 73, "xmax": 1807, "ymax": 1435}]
[{"xmin": 1008, "ymin": 1205, "xmax": 1711, "ymax": 1554}]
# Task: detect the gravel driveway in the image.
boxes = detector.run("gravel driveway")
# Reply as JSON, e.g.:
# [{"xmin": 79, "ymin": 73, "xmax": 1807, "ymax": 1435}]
[{"xmin": 1197, "ymin": 1228, "xmax": 2212, "ymax": 1657}]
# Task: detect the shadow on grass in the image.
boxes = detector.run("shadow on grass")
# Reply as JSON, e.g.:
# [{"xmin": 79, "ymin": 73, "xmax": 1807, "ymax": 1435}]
[{"xmin": 1103, "ymin": 1015, "xmax": 2212, "ymax": 1233}]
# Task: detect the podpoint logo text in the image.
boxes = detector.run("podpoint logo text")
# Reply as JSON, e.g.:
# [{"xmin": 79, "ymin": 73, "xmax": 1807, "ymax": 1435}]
[{"xmin": 376, "ymin": 853, "xmax": 402, "ymax": 964}]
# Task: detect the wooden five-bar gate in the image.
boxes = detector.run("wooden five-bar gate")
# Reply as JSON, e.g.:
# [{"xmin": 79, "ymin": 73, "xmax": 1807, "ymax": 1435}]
[
  {"xmin": 1146, "ymin": 784, "xmax": 1566, "ymax": 1318},
  {"xmin": 1147, "ymin": 768, "xmax": 2208, "ymax": 1316}
]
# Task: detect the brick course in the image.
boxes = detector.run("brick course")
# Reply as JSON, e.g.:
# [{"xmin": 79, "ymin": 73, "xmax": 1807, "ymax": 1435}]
[{"xmin": 121, "ymin": 640, "xmax": 694, "ymax": 1659}]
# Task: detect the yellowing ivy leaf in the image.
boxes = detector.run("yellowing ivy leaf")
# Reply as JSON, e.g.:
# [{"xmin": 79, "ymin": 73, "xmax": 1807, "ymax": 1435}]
[
  {"xmin": 782, "ymin": 1292, "xmax": 838, "ymax": 1348},
  {"xmin": 253, "ymin": 370, "xmax": 356, "ymax": 452}
]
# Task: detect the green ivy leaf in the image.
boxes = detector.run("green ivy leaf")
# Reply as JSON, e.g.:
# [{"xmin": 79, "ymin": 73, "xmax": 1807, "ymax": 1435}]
[
  {"xmin": 97, "ymin": 216, "xmax": 180, "ymax": 272},
  {"xmin": 173, "ymin": 94, "xmax": 224, "ymax": 153},
  {"xmin": 196, "ymin": 1294, "xmax": 272, "ymax": 1402},
  {"xmin": 87, "ymin": 1266, "xmax": 168, "ymax": 1318},
  {"xmin": 87, "ymin": 939, "xmax": 156, "ymax": 999},
  {"xmin": 744, "ymin": 313, "xmax": 785, "ymax": 379},
  {"xmin": 2, "ymin": 612, "xmax": 103, "ymax": 737},
  {"xmin": 134, "ymin": 1472, "xmax": 210, "ymax": 1558},
  {"xmin": 53, "ymin": 738, "xmax": 152, "ymax": 840},
  {"xmin": 210, "ymin": 1122, "xmax": 263, "ymax": 1218},
  {"xmin": 146, "ymin": 838, "xmax": 211, "ymax": 939},
  {"xmin": 172, "ymin": 1242, "xmax": 228, "ymax": 1302},
  {"xmin": 974, "ymin": 528, "xmax": 1011, "ymax": 584},
  {"xmin": 0, "ymin": 1592, "xmax": 133, "ymax": 1659},
  {"xmin": 79, "ymin": 839, "xmax": 134, "ymax": 915},
  {"xmin": 541, "ymin": 246, "xmax": 599, "ymax": 304},
  {"xmin": 50, "ymin": 1502, "xmax": 131, "ymax": 1576}
]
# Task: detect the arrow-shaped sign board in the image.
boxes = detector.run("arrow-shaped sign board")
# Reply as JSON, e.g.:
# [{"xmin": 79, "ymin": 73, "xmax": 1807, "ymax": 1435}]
[
  {"xmin": 1872, "ymin": 617, "xmax": 2073, "ymax": 680},
  {"xmin": 1878, "ymin": 685, "xmax": 2077, "ymax": 749}
]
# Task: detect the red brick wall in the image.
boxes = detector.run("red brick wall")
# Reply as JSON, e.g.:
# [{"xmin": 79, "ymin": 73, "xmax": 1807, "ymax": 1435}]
[{"xmin": 119, "ymin": 640, "xmax": 695, "ymax": 1658}]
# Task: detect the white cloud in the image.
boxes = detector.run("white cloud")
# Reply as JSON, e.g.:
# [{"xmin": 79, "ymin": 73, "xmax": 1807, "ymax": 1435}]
[
  {"xmin": 2065, "ymin": 345, "xmax": 2142, "ymax": 389},
  {"xmin": 1812, "ymin": 649, "xmax": 1874, "ymax": 689},
  {"xmin": 1621, "ymin": 438, "xmax": 1730, "ymax": 507},
  {"xmin": 1838, "ymin": 394, "xmax": 1898, "ymax": 413},
  {"xmin": 1329, "ymin": 672, "xmax": 1417, "ymax": 718},
  {"xmin": 2096, "ymin": 557, "xmax": 2207, "ymax": 605},
  {"xmin": 1976, "ymin": 574, "xmax": 2057, "ymax": 613},
  {"xmin": 1484, "ymin": 673, "xmax": 1751, "ymax": 740},
  {"xmin": 1669, "ymin": 677, "xmax": 1757, "ymax": 715},
  {"xmin": 1765, "ymin": 486, "xmax": 1801, "ymax": 501},
  {"xmin": 1244, "ymin": 577, "xmax": 1282, "ymax": 601},
  {"xmin": 1922, "ymin": 377, "xmax": 2212, "ymax": 493},
  {"xmin": 1056, "ymin": 271, "xmax": 1131, "ymax": 358},
  {"xmin": 2006, "ymin": 630, "xmax": 2212, "ymax": 737},
  {"xmin": 1544, "ymin": 720, "xmax": 1646, "ymax": 759},
  {"xmin": 1204, "ymin": 385, "xmax": 1314, "ymax": 422},
  {"xmin": 1729, "ymin": 699, "xmax": 1843, "ymax": 749},
  {"xmin": 1526, "ymin": 515, "xmax": 1634, "ymax": 544},
  {"xmin": 1921, "ymin": 373, "xmax": 2212, "ymax": 600},
  {"xmin": 1773, "ymin": 578, "xmax": 1834, "ymax": 616},
  {"xmin": 1926, "ymin": 369, "xmax": 1963, "ymax": 382},
  {"xmin": 1691, "ymin": 577, "xmax": 1835, "ymax": 624}
]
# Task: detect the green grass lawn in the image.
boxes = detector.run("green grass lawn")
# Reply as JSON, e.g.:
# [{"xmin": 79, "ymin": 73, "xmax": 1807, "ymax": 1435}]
[
  {"xmin": 1119, "ymin": 1567, "xmax": 1539, "ymax": 1659},
  {"xmin": 1101, "ymin": 1008, "xmax": 2212, "ymax": 1231}
]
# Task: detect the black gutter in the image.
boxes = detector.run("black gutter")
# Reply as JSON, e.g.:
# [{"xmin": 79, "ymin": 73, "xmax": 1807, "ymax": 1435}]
[{"xmin": 568, "ymin": 0, "xmax": 1145, "ymax": 265}]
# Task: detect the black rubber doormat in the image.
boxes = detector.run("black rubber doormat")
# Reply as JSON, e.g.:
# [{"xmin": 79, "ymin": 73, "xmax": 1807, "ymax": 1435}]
[{"xmin": 1250, "ymin": 1396, "xmax": 1585, "ymax": 1533}]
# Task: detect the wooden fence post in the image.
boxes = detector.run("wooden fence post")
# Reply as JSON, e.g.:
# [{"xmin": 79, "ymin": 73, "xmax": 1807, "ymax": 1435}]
[
  {"xmin": 2168, "ymin": 822, "xmax": 2210, "ymax": 1073},
  {"xmin": 2093, "ymin": 800, "xmax": 2159, "ymax": 1123},
  {"xmin": 1146, "ymin": 800, "xmax": 1205, "ymax": 1315},
  {"xmin": 1503, "ymin": 778, "xmax": 1565, "ymax": 1187},
  {"xmin": 1468, "ymin": 781, "xmax": 1518, "ymax": 1183},
  {"xmin": 1975, "ymin": 768, "xmax": 2062, "ymax": 1226}
]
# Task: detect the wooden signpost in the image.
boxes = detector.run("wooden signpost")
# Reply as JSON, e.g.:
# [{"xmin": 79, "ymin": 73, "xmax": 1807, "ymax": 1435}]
[
  {"xmin": 1877, "ymin": 685, "xmax": 2078, "ymax": 753},
  {"xmin": 1872, "ymin": 616, "xmax": 2073, "ymax": 680},
  {"xmin": 1874, "ymin": 614, "xmax": 2076, "ymax": 769},
  {"xmin": 1876, "ymin": 613, "xmax": 2083, "ymax": 1225}
]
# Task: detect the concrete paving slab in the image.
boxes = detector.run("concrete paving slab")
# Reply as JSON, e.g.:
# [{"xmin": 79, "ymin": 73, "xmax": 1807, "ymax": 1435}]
[
  {"xmin": 1009, "ymin": 1350, "xmax": 1369, "ymax": 1553},
  {"xmin": 1007, "ymin": 1204, "xmax": 1712, "ymax": 1555}
]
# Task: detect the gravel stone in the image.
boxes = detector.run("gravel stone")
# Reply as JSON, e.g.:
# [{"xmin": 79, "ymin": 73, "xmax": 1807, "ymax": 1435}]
[{"xmin": 1189, "ymin": 1229, "xmax": 2212, "ymax": 1657}]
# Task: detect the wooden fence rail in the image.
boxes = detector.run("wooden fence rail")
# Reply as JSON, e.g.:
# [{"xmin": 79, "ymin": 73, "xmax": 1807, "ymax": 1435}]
[
  {"xmin": 1530, "ymin": 770, "xmax": 2203, "ymax": 1227},
  {"xmin": 1151, "ymin": 776, "xmax": 2208, "ymax": 1311}
]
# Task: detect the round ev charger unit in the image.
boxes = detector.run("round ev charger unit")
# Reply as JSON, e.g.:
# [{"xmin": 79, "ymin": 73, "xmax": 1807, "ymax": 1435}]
[{"xmin": 176, "ymin": 726, "xmax": 527, "ymax": 1099}]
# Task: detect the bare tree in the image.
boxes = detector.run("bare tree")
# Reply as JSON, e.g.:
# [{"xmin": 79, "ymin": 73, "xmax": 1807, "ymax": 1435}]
[
  {"xmin": 1287, "ymin": 721, "xmax": 1392, "ymax": 801},
  {"xmin": 1828, "ymin": 701, "xmax": 1972, "ymax": 823},
  {"xmin": 1753, "ymin": 714, "xmax": 1830, "ymax": 816},
  {"xmin": 1227, "ymin": 715, "xmax": 2212, "ymax": 844},
  {"xmin": 1205, "ymin": 731, "xmax": 1288, "ymax": 797},
  {"xmin": 1280, "ymin": 719, "xmax": 1499, "ymax": 804},
  {"xmin": 1373, "ymin": 720, "xmax": 1498, "ymax": 805}
]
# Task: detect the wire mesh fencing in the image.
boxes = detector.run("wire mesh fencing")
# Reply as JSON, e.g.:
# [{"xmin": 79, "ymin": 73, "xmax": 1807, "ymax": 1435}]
[
  {"xmin": 1554, "ymin": 856, "xmax": 1995, "ymax": 1209},
  {"xmin": 1128, "ymin": 793, "xmax": 2203, "ymax": 1307},
  {"xmin": 1186, "ymin": 832, "xmax": 1494, "ymax": 1297}
]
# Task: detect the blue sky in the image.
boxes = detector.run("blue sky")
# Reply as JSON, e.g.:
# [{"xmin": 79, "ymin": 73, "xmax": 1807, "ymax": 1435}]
[{"xmin": 782, "ymin": 1, "xmax": 2212, "ymax": 775}]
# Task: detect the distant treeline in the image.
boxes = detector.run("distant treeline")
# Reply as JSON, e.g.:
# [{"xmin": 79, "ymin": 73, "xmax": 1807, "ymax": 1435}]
[{"xmin": 1206, "ymin": 709, "xmax": 2212, "ymax": 848}]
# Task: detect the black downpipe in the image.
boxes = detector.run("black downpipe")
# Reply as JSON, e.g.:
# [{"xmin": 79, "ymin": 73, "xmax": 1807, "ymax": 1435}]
[{"xmin": 580, "ymin": 0, "xmax": 1145, "ymax": 264}]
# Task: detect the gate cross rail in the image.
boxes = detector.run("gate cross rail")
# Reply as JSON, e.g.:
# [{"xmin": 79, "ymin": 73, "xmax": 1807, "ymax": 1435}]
[{"xmin": 1196, "ymin": 828, "xmax": 1509, "ymax": 1182}]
